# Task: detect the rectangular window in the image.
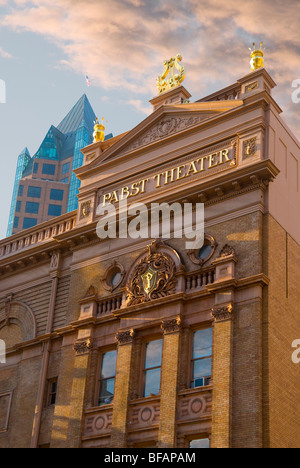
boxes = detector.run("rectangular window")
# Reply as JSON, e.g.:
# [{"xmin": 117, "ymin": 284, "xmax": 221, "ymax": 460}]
[
  {"xmin": 62, "ymin": 162, "xmax": 70, "ymax": 175},
  {"xmin": 143, "ymin": 339, "xmax": 163, "ymax": 397},
  {"xmin": 28, "ymin": 186, "xmax": 42, "ymax": 198},
  {"xmin": 25, "ymin": 202, "xmax": 39, "ymax": 214},
  {"xmin": 191, "ymin": 329, "xmax": 213, "ymax": 389},
  {"xmin": 42, "ymin": 164, "xmax": 56, "ymax": 176},
  {"xmin": 13, "ymin": 217, "xmax": 19, "ymax": 229},
  {"xmin": 50, "ymin": 189, "xmax": 64, "ymax": 201},
  {"xmin": 47, "ymin": 378, "xmax": 58, "ymax": 407},
  {"xmin": 98, "ymin": 350, "xmax": 117, "ymax": 406},
  {"xmin": 48, "ymin": 204, "xmax": 62, "ymax": 217},
  {"xmin": 23, "ymin": 218, "xmax": 38, "ymax": 229},
  {"xmin": 18, "ymin": 185, "xmax": 24, "ymax": 197},
  {"xmin": 33, "ymin": 163, "xmax": 39, "ymax": 174},
  {"xmin": 16, "ymin": 201, "xmax": 21, "ymax": 213}
]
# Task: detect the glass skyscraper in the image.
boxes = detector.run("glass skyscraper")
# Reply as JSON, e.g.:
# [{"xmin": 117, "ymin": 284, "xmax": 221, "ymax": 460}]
[{"xmin": 6, "ymin": 95, "xmax": 112, "ymax": 237}]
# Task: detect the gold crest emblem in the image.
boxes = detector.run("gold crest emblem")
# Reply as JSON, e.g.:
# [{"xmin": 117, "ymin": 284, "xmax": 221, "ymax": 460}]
[{"xmin": 141, "ymin": 267, "xmax": 158, "ymax": 295}]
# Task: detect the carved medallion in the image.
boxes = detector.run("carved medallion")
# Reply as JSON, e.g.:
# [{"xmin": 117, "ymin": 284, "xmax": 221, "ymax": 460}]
[
  {"xmin": 243, "ymin": 137, "xmax": 257, "ymax": 160},
  {"xmin": 80, "ymin": 201, "xmax": 92, "ymax": 219},
  {"xmin": 127, "ymin": 252, "xmax": 176, "ymax": 306}
]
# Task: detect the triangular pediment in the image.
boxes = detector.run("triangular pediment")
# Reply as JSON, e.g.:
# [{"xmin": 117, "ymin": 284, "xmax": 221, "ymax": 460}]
[{"xmin": 81, "ymin": 100, "xmax": 243, "ymax": 170}]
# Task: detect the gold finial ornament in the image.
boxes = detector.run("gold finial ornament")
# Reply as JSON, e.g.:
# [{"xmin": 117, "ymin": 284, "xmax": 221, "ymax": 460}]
[
  {"xmin": 156, "ymin": 53, "xmax": 185, "ymax": 94},
  {"xmin": 93, "ymin": 117, "xmax": 106, "ymax": 143},
  {"xmin": 249, "ymin": 42, "xmax": 264, "ymax": 71}
]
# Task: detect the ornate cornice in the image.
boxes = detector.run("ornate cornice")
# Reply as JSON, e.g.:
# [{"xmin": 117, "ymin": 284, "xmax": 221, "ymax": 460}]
[
  {"xmin": 161, "ymin": 317, "xmax": 182, "ymax": 334},
  {"xmin": 211, "ymin": 305, "xmax": 234, "ymax": 323},
  {"xmin": 115, "ymin": 329, "xmax": 135, "ymax": 346}
]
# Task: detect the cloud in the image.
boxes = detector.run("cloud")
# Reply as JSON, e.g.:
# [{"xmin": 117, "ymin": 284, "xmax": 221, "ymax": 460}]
[
  {"xmin": 0, "ymin": 46, "xmax": 12, "ymax": 59},
  {"xmin": 1, "ymin": 0, "xmax": 300, "ymax": 136},
  {"xmin": 126, "ymin": 99, "xmax": 152, "ymax": 116}
]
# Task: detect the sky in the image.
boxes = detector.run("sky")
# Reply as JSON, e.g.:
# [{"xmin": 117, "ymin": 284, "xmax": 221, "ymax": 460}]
[{"xmin": 1, "ymin": 0, "xmax": 300, "ymax": 240}]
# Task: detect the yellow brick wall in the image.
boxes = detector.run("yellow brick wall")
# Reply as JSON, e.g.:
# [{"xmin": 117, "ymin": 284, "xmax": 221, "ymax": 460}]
[{"xmin": 263, "ymin": 214, "xmax": 300, "ymax": 448}]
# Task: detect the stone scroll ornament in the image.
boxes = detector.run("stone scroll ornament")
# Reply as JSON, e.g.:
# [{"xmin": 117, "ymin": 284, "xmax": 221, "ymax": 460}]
[{"xmin": 126, "ymin": 252, "xmax": 176, "ymax": 306}]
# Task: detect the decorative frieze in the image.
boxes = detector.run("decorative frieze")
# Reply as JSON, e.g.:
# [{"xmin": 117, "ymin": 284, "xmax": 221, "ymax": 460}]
[{"xmin": 211, "ymin": 305, "xmax": 234, "ymax": 323}]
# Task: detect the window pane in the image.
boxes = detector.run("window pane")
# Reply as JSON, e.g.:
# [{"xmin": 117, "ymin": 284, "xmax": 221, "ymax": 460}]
[
  {"xmin": 99, "ymin": 378, "xmax": 115, "ymax": 405},
  {"xmin": 23, "ymin": 218, "xmax": 37, "ymax": 229},
  {"xmin": 145, "ymin": 340, "xmax": 163, "ymax": 369},
  {"xmin": 13, "ymin": 217, "xmax": 19, "ymax": 228},
  {"xmin": 193, "ymin": 357, "xmax": 212, "ymax": 380},
  {"xmin": 16, "ymin": 201, "xmax": 21, "ymax": 213},
  {"xmin": 42, "ymin": 164, "xmax": 56, "ymax": 176},
  {"xmin": 50, "ymin": 189, "xmax": 64, "ymax": 201},
  {"xmin": 62, "ymin": 162, "xmax": 70, "ymax": 174},
  {"xmin": 193, "ymin": 329, "xmax": 212, "ymax": 359},
  {"xmin": 189, "ymin": 438, "xmax": 210, "ymax": 448},
  {"xmin": 25, "ymin": 202, "xmax": 39, "ymax": 214},
  {"xmin": 198, "ymin": 244, "xmax": 213, "ymax": 260},
  {"xmin": 28, "ymin": 186, "xmax": 42, "ymax": 198},
  {"xmin": 48, "ymin": 205, "xmax": 62, "ymax": 216},
  {"xmin": 101, "ymin": 350, "xmax": 117, "ymax": 379},
  {"xmin": 18, "ymin": 185, "xmax": 24, "ymax": 197},
  {"xmin": 144, "ymin": 368, "xmax": 161, "ymax": 397}
]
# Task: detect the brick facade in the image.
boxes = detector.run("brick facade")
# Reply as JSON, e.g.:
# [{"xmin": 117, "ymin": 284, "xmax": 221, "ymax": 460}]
[{"xmin": 0, "ymin": 67, "xmax": 299, "ymax": 448}]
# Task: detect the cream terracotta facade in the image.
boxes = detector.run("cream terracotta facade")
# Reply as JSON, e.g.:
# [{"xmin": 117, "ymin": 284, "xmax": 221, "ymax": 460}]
[{"xmin": 0, "ymin": 67, "xmax": 299, "ymax": 448}]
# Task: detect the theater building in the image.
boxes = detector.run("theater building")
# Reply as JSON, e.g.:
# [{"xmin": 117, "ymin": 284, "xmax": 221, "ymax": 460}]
[{"xmin": 0, "ymin": 56, "xmax": 299, "ymax": 448}]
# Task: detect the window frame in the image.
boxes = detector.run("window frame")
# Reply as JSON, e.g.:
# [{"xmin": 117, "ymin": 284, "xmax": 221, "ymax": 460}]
[
  {"xmin": 96, "ymin": 348, "xmax": 118, "ymax": 407},
  {"xmin": 46, "ymin": 378, "xmax": 58, "ymax": 407},
  {"xmin": 190, "ymin": 327, "xmax": 213, "ymax": 389},
  {"xmin": 142, "ymin": 337, "xmax": 163, "ymax": 398}
]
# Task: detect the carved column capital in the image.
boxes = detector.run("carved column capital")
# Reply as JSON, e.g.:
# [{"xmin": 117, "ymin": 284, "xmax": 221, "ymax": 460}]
[
  {"xmin": 115, "ymin": 329, "xmax": 135, "ymax": 346},
  {"xmin": 73, "ymin": 338, "xmax": 93, "ymax": 356},
  {"xmin": 161, "ymin": 317, "xmax": 182, "ymax": 335},
  {"xmin": 211, "ymin": 305, "xmax": 234, "ymax": 323}
]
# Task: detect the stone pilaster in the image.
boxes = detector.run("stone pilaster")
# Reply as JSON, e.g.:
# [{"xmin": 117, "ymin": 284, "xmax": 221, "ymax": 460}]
[
  {"xmin": 110, "ymin": 329, "xmax": 135, "ymax": 448},
  {"xmin": 211, "ymin": 304, "xmax": 234, "ymax": 448},
  {"xmin": 158, "ymin": 317, "xmax": 182, "ymax": 448}
]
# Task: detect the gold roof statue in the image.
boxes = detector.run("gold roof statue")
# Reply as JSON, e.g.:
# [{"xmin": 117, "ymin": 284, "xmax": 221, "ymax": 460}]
[
  {"xmin": 249, "ymin": 42, "xmax": 264, "ymax": 71},
  {"xmin": 157, "ymin": 53, "xmax": 185, "ymax": 94},
  {"xmin": 93, "ymin": 117, "xmax": 106, "ymax": 143}
]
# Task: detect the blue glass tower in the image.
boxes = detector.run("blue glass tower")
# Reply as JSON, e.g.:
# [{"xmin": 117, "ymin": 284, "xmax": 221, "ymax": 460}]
[
  {"xmin": 6, "ymin": 95, "xmax": 112, "ymax": 237},
  {"xmin": 7, "ymin": 148, "xmax": 31, "ymax": 237}
]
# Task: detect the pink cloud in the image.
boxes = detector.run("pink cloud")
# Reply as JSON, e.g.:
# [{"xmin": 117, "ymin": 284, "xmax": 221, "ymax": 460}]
[{"xmin": 1, "ymin": 0, "xmax": 300, "ymax": 136}]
